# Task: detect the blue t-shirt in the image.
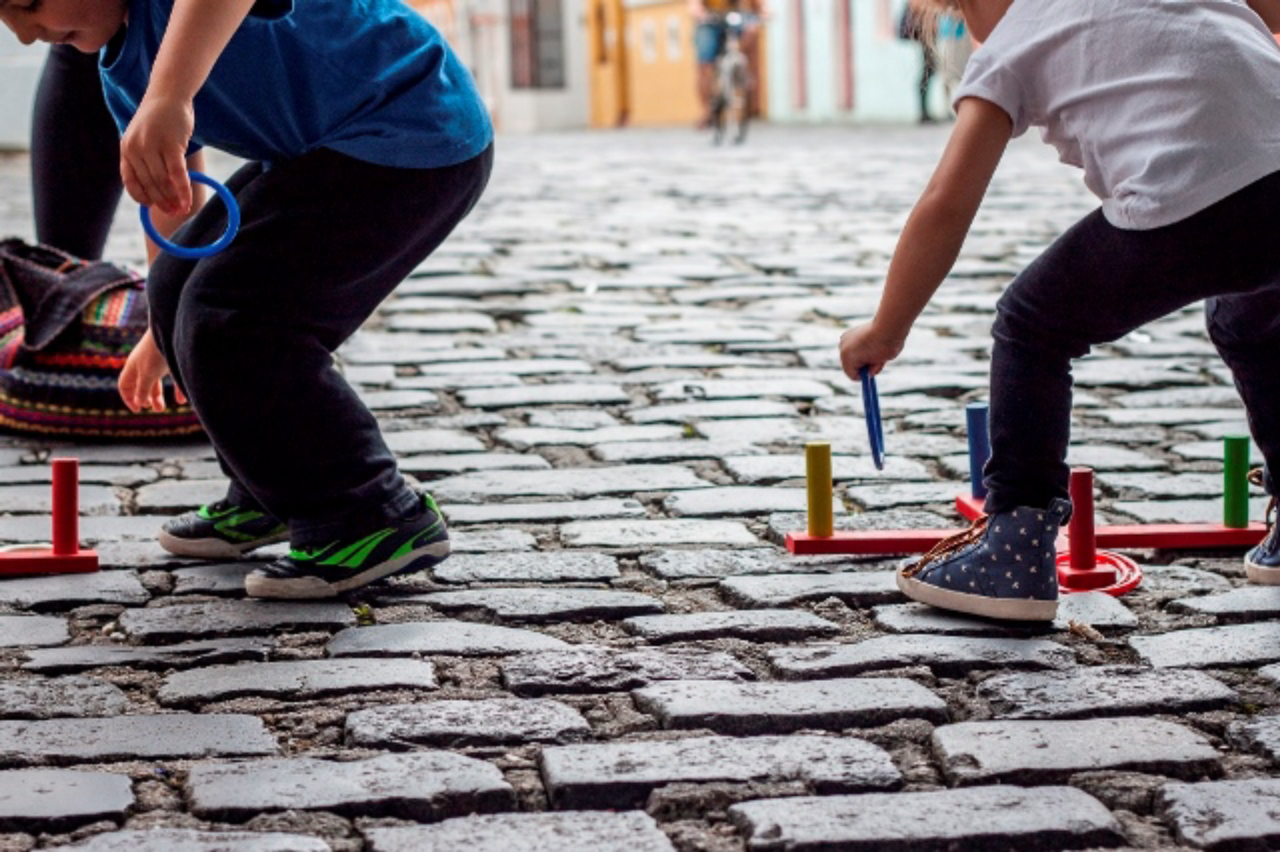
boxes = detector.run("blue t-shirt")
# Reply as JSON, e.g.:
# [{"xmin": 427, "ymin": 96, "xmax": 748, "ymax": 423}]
[{"xmin": 100, "ymin": 0, "xmax": 493, "ymax": 169}]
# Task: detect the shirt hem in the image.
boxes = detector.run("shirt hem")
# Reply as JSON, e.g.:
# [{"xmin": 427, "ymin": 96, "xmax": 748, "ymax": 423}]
[{"xmin": 1103, "ymin": 154, "xmax": 1280, "ymax": 230}]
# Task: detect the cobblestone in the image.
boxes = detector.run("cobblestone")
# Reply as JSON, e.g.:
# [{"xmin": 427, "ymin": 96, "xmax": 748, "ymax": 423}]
[{"xmin": 1, "ymin": 126, "xmax": 1275, "ymax": 847}]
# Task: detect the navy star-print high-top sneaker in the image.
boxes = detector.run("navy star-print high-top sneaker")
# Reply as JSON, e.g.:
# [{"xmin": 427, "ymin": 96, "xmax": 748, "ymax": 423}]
[
  {"xmin": 1246, "ymin": 469, "xmax": 1280, "ymax": 585},
  {"xmin": 897, "ymin": 498, "xmax": 1071, "ymax": 622}
]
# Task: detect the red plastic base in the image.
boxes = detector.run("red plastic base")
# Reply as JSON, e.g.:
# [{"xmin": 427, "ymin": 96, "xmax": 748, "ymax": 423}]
[
  {"xmin": 0, "ymin": 547, "xmax": 99, "ymax": 576},
  {"xmin": 1057, "ymin": 549, "xmax": 1143, "ymax": 596},
  {"xmin": 956, "ymin": 494, "xmax": 985, "ymax": 521}
]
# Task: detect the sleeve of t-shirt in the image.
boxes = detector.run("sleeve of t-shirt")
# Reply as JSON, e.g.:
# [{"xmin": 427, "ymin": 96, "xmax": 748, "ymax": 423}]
[{"xmin": 952, "ymin": 48, "xmax": 1031, "ymax": 138}]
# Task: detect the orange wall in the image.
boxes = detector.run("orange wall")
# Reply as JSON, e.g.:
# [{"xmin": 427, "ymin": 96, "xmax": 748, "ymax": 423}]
[{"xmin": 623, "ymin": 2, "xmax": 703, "ymax": 126}]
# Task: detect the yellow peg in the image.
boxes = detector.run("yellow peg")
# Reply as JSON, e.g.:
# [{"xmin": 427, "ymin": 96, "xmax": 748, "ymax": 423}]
[{"xmin": 805, "ymin": 441, "xmax": 834, "ymax": 538}]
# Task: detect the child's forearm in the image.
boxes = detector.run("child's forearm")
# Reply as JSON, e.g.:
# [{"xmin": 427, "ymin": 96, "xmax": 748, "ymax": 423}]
[{"xmin": 146, "ymin": 0, "xmax": 257, "ymax": 103}]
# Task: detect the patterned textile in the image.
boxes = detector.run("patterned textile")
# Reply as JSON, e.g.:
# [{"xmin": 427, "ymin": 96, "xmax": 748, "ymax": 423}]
[{"xmin": 0, "ymin": 238, "xmax": 202, "ymax": 438}]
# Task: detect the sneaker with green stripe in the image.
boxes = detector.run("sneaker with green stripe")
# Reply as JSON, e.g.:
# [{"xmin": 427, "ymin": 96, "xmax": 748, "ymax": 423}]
[
  {"xmin": 244, "ymin": 493, "xmax": 450, "ymax": 599},
  {"xmin": 158, "ymin": 499, "xmax": 289, "ymax": 559}
]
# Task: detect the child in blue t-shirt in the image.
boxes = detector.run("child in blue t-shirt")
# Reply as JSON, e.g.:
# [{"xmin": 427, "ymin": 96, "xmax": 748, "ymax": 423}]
[{"xmin": 1, "ymin": 0, "xmax": 494, "ymax": 599}]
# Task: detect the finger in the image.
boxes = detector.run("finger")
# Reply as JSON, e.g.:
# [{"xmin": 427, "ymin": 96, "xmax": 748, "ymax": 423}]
[
  {"xmin": 149, "ymin": 381, "xmax": 167, "ymax": 412},
  {"xmin": 118, "ymin": 374, "xmax": 141, "ymax": 414},
  {"xmin": 165, "ymin": 152, "xmax": 192, "ymax": 215},
  {"xmin": 174, "ymin": 384, "xmax": 188, "ymax": 406},
  {"xmin": 121, "ymin": 159, "xmax": 148, "ymax": 208}
]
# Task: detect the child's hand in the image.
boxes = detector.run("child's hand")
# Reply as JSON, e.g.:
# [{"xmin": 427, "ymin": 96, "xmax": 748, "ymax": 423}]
[
  {"xmin": 120, "ymin": 94, "xmax": 195, "ymax": 218},
  {"xmin": 839, "ymin": 322, "xmax": 905, "ymax": 382},
  {"xmin": 118, "ymin": 329, "xmax": 187, "ymax": 413}
]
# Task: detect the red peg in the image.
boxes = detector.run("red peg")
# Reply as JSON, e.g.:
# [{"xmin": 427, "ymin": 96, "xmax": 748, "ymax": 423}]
[
  {"xmin": 0, "ymin": 457, "xmax": 99, "ymax": 575},
  {"xmin": 1056, "ymin": 468, "xmax": 1140, "ymax": 596}
]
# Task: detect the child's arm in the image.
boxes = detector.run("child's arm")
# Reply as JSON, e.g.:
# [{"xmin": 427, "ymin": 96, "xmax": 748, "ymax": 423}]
[
  {"xmin": 119, "ymin": 0, "xmax": 256, "ymax": 217},
  {"xmin": 839, "ymin": 97, "xmax": 1012, "ymax": 380},
  {"xmin": 1248, "ymin": 0, "xmax": 1280, "ymax": 32}
]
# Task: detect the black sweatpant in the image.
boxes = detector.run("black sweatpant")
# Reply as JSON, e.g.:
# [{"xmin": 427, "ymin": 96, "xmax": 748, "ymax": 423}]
[
  {"xmin": 147, "ymin": 144, "xmax": 493, "ymax": 547},
  {"xmin": 31, "ymin": 44, "xmax": 123, "ymax": 259},
  {"xmin": 984, "ymin": 168, "xmax": 1280, "ymax": 513}
]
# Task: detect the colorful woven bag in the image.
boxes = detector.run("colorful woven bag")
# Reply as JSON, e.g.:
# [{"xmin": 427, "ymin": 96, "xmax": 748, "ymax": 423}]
[{"xmin": 0, "ymin": 238, "xmax": 203, "ymax": 439}]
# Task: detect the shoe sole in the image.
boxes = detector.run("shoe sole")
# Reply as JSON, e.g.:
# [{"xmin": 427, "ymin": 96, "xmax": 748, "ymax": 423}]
[
  {"xmin": 243, "ymin": 539, "xmax": 451, "ymax": 600},
  {"xmin": 897, "ymin": 567, "xmax": 1058, "ymax": 622},
  {"xmin": 1246, "ymin": 557, "xmax": 1280, "ymax": 585},
  {"xmin": 158, "ymin": 528, "xmax": 290, "ymax": 560}
]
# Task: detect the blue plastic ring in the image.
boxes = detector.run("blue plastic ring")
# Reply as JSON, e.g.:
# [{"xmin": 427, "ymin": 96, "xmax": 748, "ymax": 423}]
[
  {"xmin": 860, "ymin": 366, "xmax": 886, "ymax": 470},
  {"xmin": 139, "ymin": 170, "xmax": 240, "ymax": 259}
]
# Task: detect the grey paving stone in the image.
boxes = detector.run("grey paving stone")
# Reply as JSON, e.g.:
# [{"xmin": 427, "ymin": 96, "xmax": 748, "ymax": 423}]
[
  {"xmin": 452, "ymin": 528, "xmax": 538, "ymax": 552},
  {"xmin": 592, "ymin": 441, "xmax": 761, "ymax": 463},
  {"xmin": 119, "ymin": 601, "xmax": 355, "ymax": 643},
  {"xmin": 540, "ymin": 734, "xmax": 899, "ymax": 809},
  {"xmin": 159, "ymin": 658, "xmax": 437, "ymax": 706},
  {"xmin": 623, "ymin": 609, "xmax": 840, "ymax": 643},
  {"xmin": 0, "ymin": 769, "xmax": 133, "ymax": 833},
  {"xmin": 767, "ymin": 508, "xmax": 959, "ymax": 542},
  {"xmin": 384, "ymin": 429, "xmax": 487, "ymax": 454},
  {"xmin": 187, "ymin": 752, "xmax": 514, "ymax": 821},
  {"xmin": 432, "ymin": 551, "xmax": 621, "ymax": 584},
  {"xmin": 1262, "ymin": 662, "xmax": 1280, "ymax": 686},
  {"xmin": 458, "ymin": 384, "xmax": 631, "ymax": 409},
  {"xmin": 933, "ymin": 717, "xmax": 1221, "ymax": 785},
  {"xmin": 0, "ymin": 615, "xmax": 69, "ymax": 647},
  {"xmin": 1113, "ymin": 496, "xmax": 1270, "ymax": 524},
  {"xmin": 664, "ymin": 486, "xmax": 847, "ymax": 518},
  {"xmin": 357, "ymin": 388, "xmax": 440, "ymax": 411},
  {"xmin": 722, "ymin": 454, "xmax": 931, "ymax": 485},
  {"xmin": 442, "ymin": 499, "xmax": 646, "ymax": 525},
  {"xmin": 1227, "ymin": 715, "xmax": 1280, "ymax": 765},
  {"xmin": 46, "ymin": 830, "xmax": 329, "ymax": 851},
  {"xmin": 431, "ymin": 465, "xmax": 712, "ymax": 502},
  {"xmin": 633, "ymin": 677, "xmax": 947, "ymax": 735},
  {"xmin": 844, "ymin": 482, "xmax": 969, "ymax": 510},
  {"xmin": 502, "ymin": 646, "xmax": 754, "ymax": 696},
  {"xmin": 1064, "ymin": 445, "xmax": 1163, "ymax": 471},
  {"xmin": 1139, "ymin": 564, "xmax": 1234, "ymax": 596},
  {"xmin": 134, "ymin": 480, "xmax": 229, "ymax": 511},
  {"xmin": 23, "ymin": 637, "xmax": 271, "ymax": 674},
  {"xmin": 0, "ymin": 714, "xmax": 277, "ymax": 766},
  {"xmin": 0, "ymin": 484, "xmax": 120, "ymax": 515},
  {"xmin": 415, "ymin": 358, "xmax": 594, "ymax": 376},
  {"xmin": 979, "ymin": 666, "xmax": 1239, "ymax": 720},
  {"xmin": 171, "ymin": 562, "xmax": 256, "ymax": 595},
  {"xmin": 1113, "ymin": 386, "xmax": 1243, "ymax": 408},
  {"xmin": 769, "ymin": 635, "xmax": 1073, "ymax": 679},
  {"xmin": 409, "ymin": 588, "xmax": 664, "ymax": 622},
  {"xmin": 526, "ymin": 409, "xmax": 621, "ymax": 429},
  {"xmin": 364, "ymin": 811, "xmax": 676, "ymax": 852},
  {"xmin": 0, "ymin": 676, "xmax": 129, "ymax": 719},
  {"xmin": 400, "ymin": 453, "xmax": 552, "ymax": 475},
  {"xmin": 562, "ymin": 519, "xmax": 759, "ymax": 548},
  {"xmin": 1130, "ymin": 622, "xmax": 1280, "ymax": 669},
  {"xmin": 0, "ymin": 464, "xmax": 158, "ymax": 487},
  {"xmin": 721, "ymin": 571, "xmax": 901, "ymax": 609},
  {"xmin": 1159, "ymin": 778, "xmax": 1280, "ymax": 850},
  {"xmin": 0, "ymin": 571, "xmax": 149, "ymax": 611},
  {"xmin": 1172, "ymin": 439, "xmax": 1265, "ymax": 463},
  {"xmin": 1099, "ymin": 472, "xmax": 1229, "ymax": 499},
  {"xmin": 654, "ymin": 379, "xmax": 833, "ymax": 401},
  {"xmin": 497, "ymin": 425, "xmax": 683, "ymax": 449},
  {"xmin": 1168, "ymin": 586, "xmax": 1280, "ymax": 623},
  {"xmin": 628, "ymin": 400, "xmax": 796, "ymax": 423},
  {"xmin": 728, "ymin": 785, "xmax": 1124, "ymax": 852},
  {"xmin": 328, "ymin": 620, "xmax": 569, "ymax": 657},
  {"xmin": 346, "ymin": 698, "xmax": 590, "ymax": 747},
  {"xmin": 639, "ymin": 548, "xmax": 849, "ymax": 580},
  {"xmin": 1, "ymin": 514, "xmax": 167, "ymax": 545}
]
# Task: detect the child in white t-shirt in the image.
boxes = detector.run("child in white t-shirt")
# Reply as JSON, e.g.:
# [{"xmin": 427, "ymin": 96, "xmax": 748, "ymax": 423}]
[{"xmin": 839, "ymin": 0, "xmax": 1280, "ymax": 621}]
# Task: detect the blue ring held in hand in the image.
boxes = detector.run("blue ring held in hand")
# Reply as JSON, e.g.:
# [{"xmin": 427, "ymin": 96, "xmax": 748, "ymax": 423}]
[
  {"xmin": 860, "ymin": 366, "xmax": 885, "ymax": 470},
  {"xmin": 139, "ymin": 171, "xmax": 240, "ymax": 259}
]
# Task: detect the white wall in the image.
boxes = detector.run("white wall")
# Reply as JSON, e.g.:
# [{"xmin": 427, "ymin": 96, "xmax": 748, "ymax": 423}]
[{"xmin": 0, "ymin": 33, "xmax": 46, "ymax": 150}]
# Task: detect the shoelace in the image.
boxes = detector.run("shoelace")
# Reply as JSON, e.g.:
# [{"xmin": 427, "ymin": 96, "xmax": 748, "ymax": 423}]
[
  {"xmin": 1250, "ymin": 468, "xmax": 1276, "ymax": 530},
  {"xmin": 902, "ymin": 515, "xmax": 989, "ymax": 578}
]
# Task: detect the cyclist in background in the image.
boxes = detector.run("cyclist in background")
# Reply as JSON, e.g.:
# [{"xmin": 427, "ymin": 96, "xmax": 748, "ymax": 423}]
[{"xmin": 689, "ymin": 0, "xmax": 761, "ymax": 130}]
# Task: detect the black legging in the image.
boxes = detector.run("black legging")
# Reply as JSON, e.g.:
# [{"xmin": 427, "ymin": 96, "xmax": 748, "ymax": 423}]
[{"xmin": 31, "ymin": 44, "xmax": 123, "ymax": 260}]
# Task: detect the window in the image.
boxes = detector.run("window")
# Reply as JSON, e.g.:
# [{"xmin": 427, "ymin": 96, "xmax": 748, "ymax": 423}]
[{"xmin": 511, "ymin": 0, "xmax": 566, "ymax": 89}]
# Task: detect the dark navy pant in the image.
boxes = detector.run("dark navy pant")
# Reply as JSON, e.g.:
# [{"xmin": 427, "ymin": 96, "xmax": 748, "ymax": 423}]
[
  {"xmin": 985, "ymin": 168, "xmax": 1280, "ymax": 513},
  {"xmin": 31, "ymin": 44, "xmax": 123, "ymax": 260},
  {"xmin": 147, "ymin": 145, "xmax": 493, "ymax": 546}
]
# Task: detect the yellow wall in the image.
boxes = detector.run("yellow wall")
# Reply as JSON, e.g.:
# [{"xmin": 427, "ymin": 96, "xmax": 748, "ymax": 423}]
[
  {"xmin": 623, "ymin": 2, "xmax": 702, "ymax": 126},
  {"xmin": 588, "ymin": 0, "xmax": 631, "ymax": 127}
]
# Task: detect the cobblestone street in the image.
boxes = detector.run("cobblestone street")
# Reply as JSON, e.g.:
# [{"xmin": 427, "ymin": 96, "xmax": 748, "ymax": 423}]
[{"xmin": 1, "ymin": 124, "xmax": 1279, "ymax": 850}]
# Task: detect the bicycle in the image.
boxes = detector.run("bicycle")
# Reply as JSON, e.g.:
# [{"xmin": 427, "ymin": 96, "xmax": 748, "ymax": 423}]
[{"xmin": 708, "ymin": 11, "xmax": 753, "ymax": 145}]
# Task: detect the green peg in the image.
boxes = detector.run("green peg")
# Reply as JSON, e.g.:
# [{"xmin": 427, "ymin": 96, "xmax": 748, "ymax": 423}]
[{"xmin": 1224, "ymin": 435, "xmax": 1251, "ymax": 529}]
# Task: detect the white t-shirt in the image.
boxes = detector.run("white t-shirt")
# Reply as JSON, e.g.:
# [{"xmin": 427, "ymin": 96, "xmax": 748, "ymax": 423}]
[{"xmin": 954, "ymin": 0, "xmax": 1280, "ymax": 229}]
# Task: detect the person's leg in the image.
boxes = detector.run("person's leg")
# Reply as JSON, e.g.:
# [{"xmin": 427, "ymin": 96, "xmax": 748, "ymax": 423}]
[
  {"xmin": 694, "ymin": 22, "xmax": 724, "ymax": 127},
  {"xmin": 146, "ymin": 161, "xmax": 289, "ymax": 558},
  {"xmin": 167, "ymin": 146, "xmax": 492, "ymax": 559},
  {"xmin": 918, "ymin": 44, "xmax": 937, "ymax": 122},
  {"xmin": 986, "ymin": 169, "xmax": 1280, "ymax": 515},
  {"xmin": 902, "ymin": 168, "xmax": 1280, "ymax": 618},
  {"xmin": 31, "ymin": 44, "xmax": 124, "ymax": 259}
]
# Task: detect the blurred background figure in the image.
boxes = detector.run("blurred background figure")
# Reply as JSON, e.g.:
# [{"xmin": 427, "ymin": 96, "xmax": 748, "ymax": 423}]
[
  {"xmin": 897, "ymin": 1, "xmax": 938, "ymax": 123},
  {"xmin": 936, "ymin": 11, "xmax": 973, "ymax": 111},
  {"xmin": 689, "ymin": 0, "xmax": 761, "ymax": 130}
]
